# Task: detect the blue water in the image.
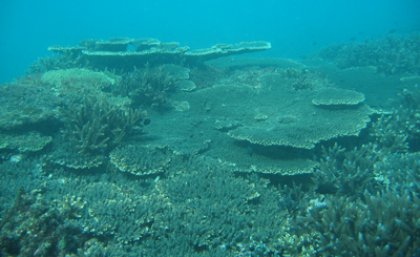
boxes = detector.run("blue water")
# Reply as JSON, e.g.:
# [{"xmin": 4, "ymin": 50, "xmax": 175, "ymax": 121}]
[
  {"xmin": 1, "ymin": 1, "xmax": 420, "ymax": 256},
  {"xmin": 1, "ymin": 0, "xmax": 419, "ymax": 83}
]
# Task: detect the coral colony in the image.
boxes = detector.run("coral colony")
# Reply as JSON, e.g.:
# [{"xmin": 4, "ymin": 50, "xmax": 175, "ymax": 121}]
[{"xmin": 0, "ymin": 35, "xmax": 419, "ymax": 256}]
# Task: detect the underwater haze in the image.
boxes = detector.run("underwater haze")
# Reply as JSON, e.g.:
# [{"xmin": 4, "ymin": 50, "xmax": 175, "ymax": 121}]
[
  {"xmin": 1, "ymin": 0, "xmax": 420, "ymax": 83},
  {"xmin": 1, "ymin": 1, "xmax": 420, "ymax": 256}
]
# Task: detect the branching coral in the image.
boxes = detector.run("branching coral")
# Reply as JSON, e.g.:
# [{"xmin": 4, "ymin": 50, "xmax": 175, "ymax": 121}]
[
  {"xmin": 319, "ymin": 34, "xmax": 420, "ymax": 75},
  {"xmin": 313, "ymin": 86, "xmax": 420, "ymax": 196},
  {"xmin": 63, "ymin": 96, "xmax": 147, "ymax": 154},
  {"xmin": 0, "ymin": 190, "xmax": 90, "ymax": 257},
  {"xmin": 119, "ymin": 64, "xmax": 179, "ymax": 110},
  {"xmin": 314, "ymin": 143, "xmax": 380, "ymax": 196},
  {"xmin": 294, "ymin": 190, "xmax": 420, "ymax": 257},
  {"xmin": 366, "ymin": 87, "xmax": 420, "ymax": 152},
  {"xmin": 397, "ymin": 87, "xmax": 420, "ymax": 150}
]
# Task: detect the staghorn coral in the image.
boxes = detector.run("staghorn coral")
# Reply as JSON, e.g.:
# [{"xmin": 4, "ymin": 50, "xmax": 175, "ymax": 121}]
[
  {"xmin": 397, "ymin": 87, "xmax": 420, "ymax": 150},
  {"xmin": 293, "ymin": 191, "xmax": 420, "ymax": 257},
  {"xmin": 313, "ymin": 86, "xmax": 420, "ymax": 197},
  {"xmin": 314, "ymin": 143, "xmax": 380, "ymax": 196},
  {"xmin": 364, "ymin": 87, "xmax": 419, "ymax": 152},
  {"xmin": 119, "ymin": 64, "xmax": 184, "ymax": 110},
  {"xmin": 369, "ymin": 113, "xmax": 410, "ymax": 153},
  {"xmin": 0, "ymin": 189, "xmax": 91, "ymax": 257},
  {"xmin": 62, "ymin": 96, "xmax": 147, "ymax": 154},
  {"xmin": 374, "ymin": 152, "xmax": 420, "ymax": 195}
]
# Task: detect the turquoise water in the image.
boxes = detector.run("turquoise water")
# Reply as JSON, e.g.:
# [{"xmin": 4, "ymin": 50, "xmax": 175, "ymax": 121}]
[
  {"xmin": 0, "ymin": 1, "xmax": 420, "ymax": 256},
  {"xmin": 1, "ymin": 0, "xmax": 419, "ymax": 83}
]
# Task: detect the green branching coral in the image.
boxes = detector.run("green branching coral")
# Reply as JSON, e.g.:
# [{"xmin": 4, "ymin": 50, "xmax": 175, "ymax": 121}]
[
  {"xmin": 0, "ymin": 190, "xmax": 90, "ymax": 257},
  {"xmin": 313, "ymin": 86, "xmax": 420, "ymax": 196},
  {"xmin": 294, "ymin": 191, "xmax": 420, "ymax": 257},
  {"xmin": 397, "ymin": 87, "xmax": 420, "ymax": 150},
  {"xmin": 119, "ymin": 64, "xmax": 180, "ymax": 110},
  {"xmin": 367, "ymin": 87, "xmax": 420, "ymax": 152},
  {"xmin": 63, "ymin": 96, "xmax": 147, "ymax": 154},
  {"xmin": 369, "ymin": 114, "xmax": 410, "ymax": 153},
  {"xmin": 158, "ymin": 168, "xmax": 286, "ymax": 255},
  {"xmin": 374, "ymin": 152, "xmax": 420, "ymax": 195},
  {"xmin": 314, "ymin": 143, "xmax": 380, "ymax": 196}
]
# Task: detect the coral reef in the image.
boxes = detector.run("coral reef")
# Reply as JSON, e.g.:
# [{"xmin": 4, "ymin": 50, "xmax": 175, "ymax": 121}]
[
  {"xmin": 311, "ymin": 87, "xmax": 365, "ymax": 107},
  {"xmin": 396, "ymin": 87, "xmax": 420, "ymax": 150},
  {"xmin": 62, "ymin": 96, "xmax": 147, "ymax": 154},
  {"xmin": 0, "ymin": 132, "xmax": 52, "ymax": 153},
  {"xmin": 45, "ymin": 138, "xmax": 106, "ymax": 171},
  {"xmin": 293, "ymin": 191, "xmax": 419, "ymax": 256},
  {"xmin": 41, "ymin": 68, "xmax": 118, "ymax": 90},
  {"xmin": 184, "ymin": 41, "xmax": 272, "ymax": 64},
  {"xmin": 187, "ymin": 72, "xmax": 374, "ymax": 150},
  {"xmin": 1, "ymin": 35, "xmax": 420, "ymax": 256},
  {"xmin": 118, "ymin": 64, "xmax": 195, "ymax": 110},
  {"xmin": 282, "ymin": 85, "xmax": 420, "ymax": 256},
  {"xmin": 276, "ymin": 67, "xmax": 332, "ymax": 91},
  {"xmin": 109, "ymin": 144, "xmax": 172, "ymax": 176},
  {"xmin": 0, "ymin": 82, "xmax": 61, "ymax": 131},
  {"xmin": 314, "ymin": 143, "xmax": 380, "ymax": 196},
  {"xmin": 319, "ymin": 34, "xmax": 420, "ymax": 75},
  {"xmin": 156, "ymin": 168, "xmax": 286, "ymax": 256},
  {"xmin": 48, "ymin": 38, "xmax": 271, "ymax": 70},
  {"xmin": 0, "ymin": 190, "xmax": 91, "ymax": 257},
  {"xmin": 138, "ymin": 65, "xmax": 375, "ymax": 176}
]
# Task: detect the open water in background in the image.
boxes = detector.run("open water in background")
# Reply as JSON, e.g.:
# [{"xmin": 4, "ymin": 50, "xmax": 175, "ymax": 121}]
[
  {"xmin": 1, "ymin": 1, "xmax": 420, "ymax": 256},
  {"xmin": 1, "ymin": 0, "xmax": 420, "ymax": 83}
]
